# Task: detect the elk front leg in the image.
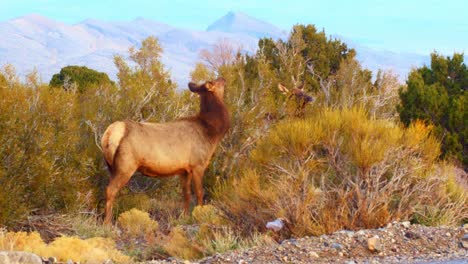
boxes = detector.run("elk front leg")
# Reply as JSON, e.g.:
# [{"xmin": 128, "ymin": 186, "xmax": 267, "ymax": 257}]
[{"xmin": 192, "ymin": 167, "xmax": 206, "ymax": 206}]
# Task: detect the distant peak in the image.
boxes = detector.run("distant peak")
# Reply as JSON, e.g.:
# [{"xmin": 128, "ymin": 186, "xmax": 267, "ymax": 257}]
[
  {"xmin": 206, "ymin": 11, "xmax": 286, "ymax": 39},
  {"xmin": 215, "ymin": 11, "xmax": 255, "ymax": 22}
]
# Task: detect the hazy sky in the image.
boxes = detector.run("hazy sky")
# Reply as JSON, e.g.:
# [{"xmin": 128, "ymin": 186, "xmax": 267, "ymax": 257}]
[{"xmin": 1, "ymin": 0, "xmax": 466, "ymax": 55}]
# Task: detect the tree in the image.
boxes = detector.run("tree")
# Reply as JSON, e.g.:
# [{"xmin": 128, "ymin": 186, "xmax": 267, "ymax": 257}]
[
  {"xmin": 49, "ymin": 65, "xmax": 114, "ymax": 93},
  {"xmin": 190, "ymin": 63, "xmax": 215, "ymax": 83},
  {"xmin": 258, "ymin": 24, "xmax": 355, "ymax": 92},
  {"xmin": 398, "ymin": 53, "xmax": 467, "ymax": 168},
  {"xmin": 113, "ymin": 36, "xmax": 178, "ymax": 122},
  {"xmin": 199, "ymin": 38, "xmax": 238, "ymax": 73}
]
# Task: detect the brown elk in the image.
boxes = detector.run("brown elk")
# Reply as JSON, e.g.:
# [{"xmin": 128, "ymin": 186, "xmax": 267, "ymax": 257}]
[
  {"xmin": 100, "ymin": 78, "xmax": 230, "ymax": 224},
  {"xmin": 278, "ymin": 82, "xmax": 315, "ymax": 116}
]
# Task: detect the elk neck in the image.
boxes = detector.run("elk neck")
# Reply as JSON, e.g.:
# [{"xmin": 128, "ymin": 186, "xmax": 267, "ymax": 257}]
[{"xmin": 198, "ymin": 92, "xmax": 230, "ymax": 139}]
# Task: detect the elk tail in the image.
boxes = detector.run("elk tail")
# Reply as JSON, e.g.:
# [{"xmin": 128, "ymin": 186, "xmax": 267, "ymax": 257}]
[{"xmin": 101, "ymin": 121, "xmax": 126, "ymax": 173}]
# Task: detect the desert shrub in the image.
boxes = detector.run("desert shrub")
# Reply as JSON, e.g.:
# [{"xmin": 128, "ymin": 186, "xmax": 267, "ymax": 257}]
[
  {"xmin": 192, "ymin": 205, "xmax": 224, "ymax": 225},
  {"xmin": 163, "ymin": 226, "xmax": 204, "ymax": 260},
  {"xmin": 214, "ymin": 108, "xmax": 467, "ymax": 238},
  {"xmin": 0, "ymin": 79, "xmax": 96, "ymax": 226},
  {"xmin": 411, "ymin": 163, "xmax": 468, "ymax": 226},
  {"xmin": 0, "ymin": 229, "xmax": 130, "ymax": 263},
  {"xmin": 117, "ymin": 208, "xmax": 159, "ymax": 238}
]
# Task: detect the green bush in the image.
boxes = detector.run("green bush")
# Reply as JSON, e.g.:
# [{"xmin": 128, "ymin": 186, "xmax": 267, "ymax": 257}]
[
  {"xmin": 49, "ymin": 65, "xmax": 114, "ymax": 93},
  {"xmin": 398, "ymin": 53, "xmax": 467, "ymax": 168}
]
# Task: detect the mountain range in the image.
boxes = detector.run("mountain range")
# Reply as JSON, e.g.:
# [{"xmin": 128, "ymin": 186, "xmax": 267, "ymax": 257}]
[{"xmin": 0, "ymin": 11, "xmax": 429, "ymax": 86}]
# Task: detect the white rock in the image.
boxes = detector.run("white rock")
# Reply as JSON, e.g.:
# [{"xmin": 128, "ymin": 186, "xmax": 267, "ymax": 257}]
[
  {"xmin": 401, "ymin": 221, "xmax": 411, "ymax": 228},
  {"xmin": 266, "ymin": 218, "xmax": 284, "ymax": 231}
]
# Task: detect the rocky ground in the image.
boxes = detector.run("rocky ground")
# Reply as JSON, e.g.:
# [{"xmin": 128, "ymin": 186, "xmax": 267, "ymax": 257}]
[
  {"xmin": 2, "ymin": 222, "xmax": 467, "ymax": 263},
  {"xmin": 148, "ymin": 222, "xmax": 468, "ymax": 264}
]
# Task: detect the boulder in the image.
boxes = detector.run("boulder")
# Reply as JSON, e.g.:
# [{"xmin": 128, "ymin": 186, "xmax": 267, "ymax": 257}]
[
  {"xmin": 367, "ymin": 236, "xmax": 382, "ymax": 252},
  {"xmin": 0, "ymin": 251, "xmax": 42, "ymax": 264}
]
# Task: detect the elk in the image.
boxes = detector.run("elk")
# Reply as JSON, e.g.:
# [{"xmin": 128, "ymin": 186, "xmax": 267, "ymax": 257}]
[
  {"xmin": 100, "ymin": 78, "xmax": 230, "ymax": 224},
  {"xmin": 278, "ymin": 82, "xmax": 315, "ymax": 116}
]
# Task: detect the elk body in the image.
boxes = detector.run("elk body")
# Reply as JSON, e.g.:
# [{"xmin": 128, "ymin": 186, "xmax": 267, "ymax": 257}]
[{"xmin": 101, "ymin": 78, "xmax": 230, "ymax": 224}]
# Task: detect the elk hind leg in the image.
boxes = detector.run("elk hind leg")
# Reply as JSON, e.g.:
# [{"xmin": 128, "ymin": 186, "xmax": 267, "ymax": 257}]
[
  {"xmin": 104, "ymin": 162, "xmax": 136, "ymax": 224},
  {"xmin": 180, "ymin": 172, "xmax": 193, "ymax": 214}
]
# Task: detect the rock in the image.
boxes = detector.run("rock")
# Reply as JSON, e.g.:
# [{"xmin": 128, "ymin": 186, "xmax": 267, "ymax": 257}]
[
  {"xmin": 356, "ymin": 230, "xmax": 366, "ymax": 236},
  {"xmin": 331, "ymin": 242, "xmax": 344, "ymax": 250},
  {"xmin": 308, "ymin": 251, "xmax": 319, "ymax": 258},
  {"xmin": 405, "ymin": 231, "xmax": 421, "ymax": 239},
  {"xmin": 401, "ymin": 221, "xmax": 411, "ymax": 228},
  {"xmin": 461, "ymin": 234, "xmax": 468, "ymax": 249},
  {"xmin": 48, "ymin": 257, "xmax": 57, "ymax": 263},
  {"xmin": 367, "ymin": 235, "xmax": 382, "ymax": 252},
  {"xmin": 445, "ymin": 232, "xmax": 452, "ymax": 237},
  {"xmin": 0, "ymin": 251, "xmax": 42, "ymax": 264}
]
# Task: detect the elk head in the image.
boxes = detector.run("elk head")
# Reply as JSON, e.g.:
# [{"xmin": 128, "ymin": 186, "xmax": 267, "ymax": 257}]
[
  {"xmin": 278, "ymin": 82, "xmax": 315, "ymax": 116},
  {"xmin": 188, "ymin": 77, "xmax": 226, "ymax": 100}
]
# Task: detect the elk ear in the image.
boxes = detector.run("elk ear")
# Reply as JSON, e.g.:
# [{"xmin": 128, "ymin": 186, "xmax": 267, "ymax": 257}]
[
  {"xmin": 188, "ymin": 82, "xmax": 201, "ymax": 92},
  {"xmin": 278, "ymin": 83, "xmax": 289, "ymax": 94},
  {"xmin": 296, "ymin": 81, "xmax": 305, "ymax": 91},
  {"xmin": 205, "ymin": 82, "xmax": 215, "ymax": 91},
  {"xmin": 215, "ymin": 77, "xmax": 226, "ymax": 86}
]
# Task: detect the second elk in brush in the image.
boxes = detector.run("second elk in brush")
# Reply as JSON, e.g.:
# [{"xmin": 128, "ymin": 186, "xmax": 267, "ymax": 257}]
[{"xmin": 278, "ymin": 82, "xmax": 315, "ymax": 116}]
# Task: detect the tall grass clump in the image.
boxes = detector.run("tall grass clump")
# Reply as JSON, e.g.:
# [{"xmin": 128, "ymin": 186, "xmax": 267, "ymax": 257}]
[{"xmin": 214, "ymin": 108, "xmax": 467, "ymax": 238}]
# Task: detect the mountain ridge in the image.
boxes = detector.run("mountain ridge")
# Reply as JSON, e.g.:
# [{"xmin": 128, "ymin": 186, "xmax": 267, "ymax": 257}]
[{"xmin": 0, "ymin": 12, "xmax": 429, "ymax": 85}]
